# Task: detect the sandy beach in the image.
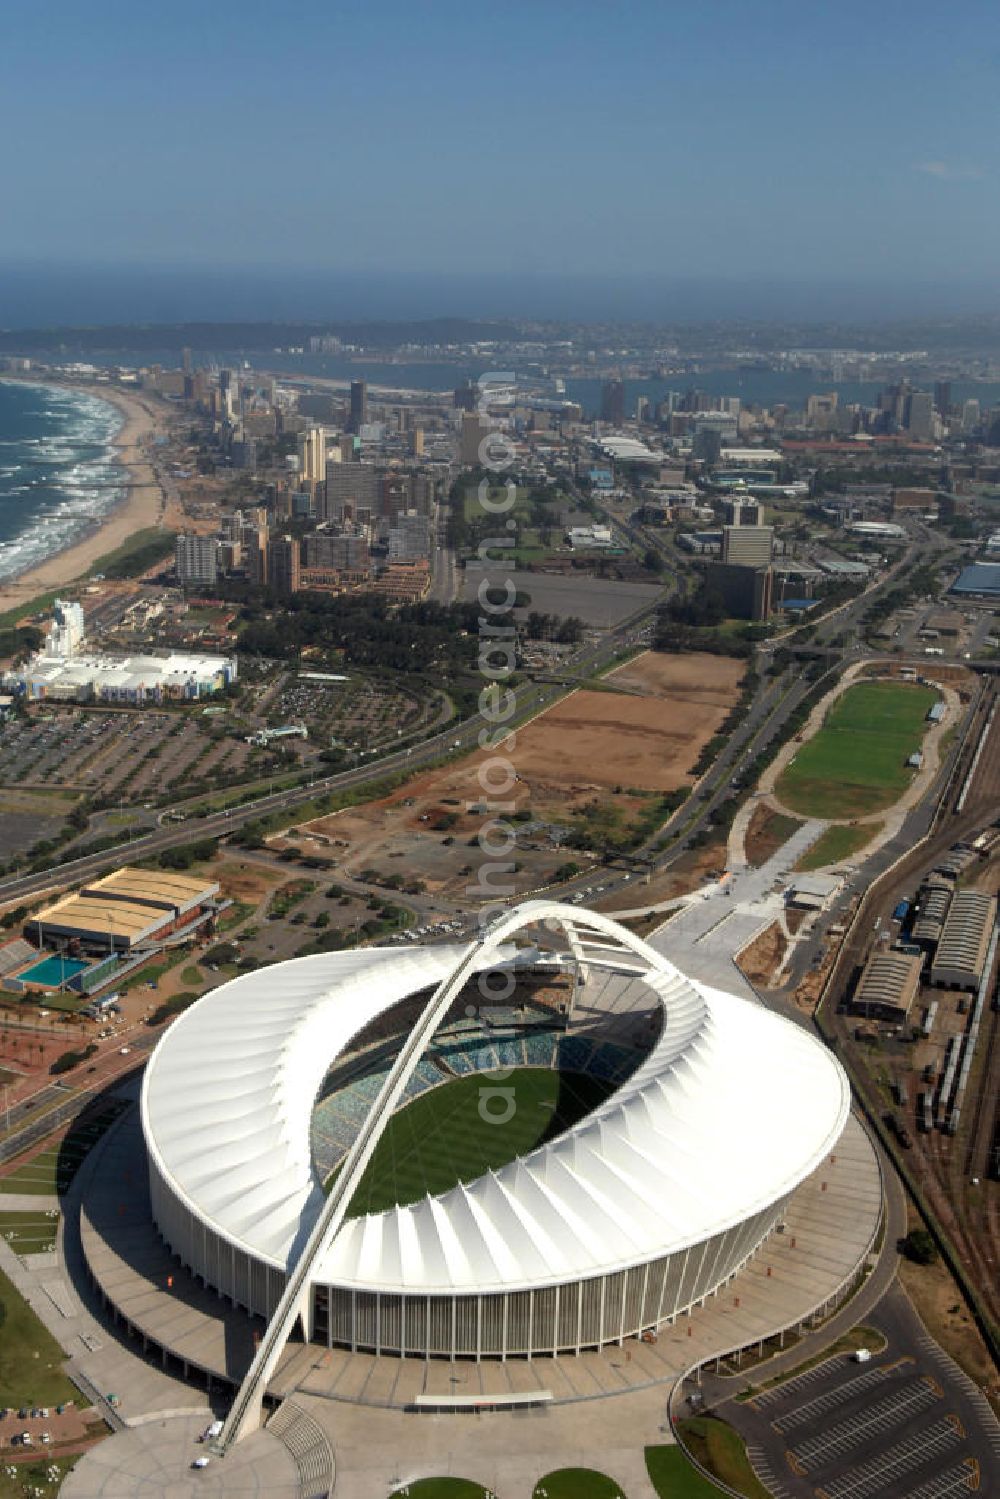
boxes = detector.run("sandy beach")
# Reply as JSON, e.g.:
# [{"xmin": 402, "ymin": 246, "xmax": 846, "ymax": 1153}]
[{"xmin": 0, "ymin": 381, "xmax": 177, "ymax": 620}]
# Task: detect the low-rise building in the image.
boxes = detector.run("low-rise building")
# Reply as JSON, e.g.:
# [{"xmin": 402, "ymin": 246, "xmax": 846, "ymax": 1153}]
[
  {"xmin": 853, "ymin": 950, "xmax": 922, "ymax": 1020},
  {"xmin": 930, "ymin": 890, "xmax": 997, "ymax": 990}
]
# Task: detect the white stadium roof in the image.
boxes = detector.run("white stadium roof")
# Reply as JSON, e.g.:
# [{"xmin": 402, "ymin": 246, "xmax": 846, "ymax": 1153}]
[{"xmin": 141, "ymin": 905, "xmax": 850, "ymax": 1297}]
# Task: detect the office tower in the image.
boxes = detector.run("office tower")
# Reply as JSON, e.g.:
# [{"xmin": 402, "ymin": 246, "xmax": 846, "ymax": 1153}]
[
  {"xmin": 600, "ymin": 378, "xmax": 625, "ymax": 426},
  {"xmin": 181, "ymin": 347, "xmax": 193, "ymax": 375},
  {"xmin": 709, "ymin": 562, "xmax": 774, "ymax": 620},
  {"xmin": 410, "ymin": 427, "xmax": 425, "ymax": 457},
  {"xmin": 693, "ymin": 428, "xmax": 722, "ymax": 464},
  {"xmin": 635, "ymin": 395, "xmax": 651, "ymax": 423},
  {"xmin": 388, "ymin": 513, "xmax": 431, "ymax": 562},
  {"xmin": 904, "ymin": 391, "xmax": 934, "ymax": 440},
  {"xmin": 269, "ymin": 535, "xmax": 301, "ymax": 595},
  {"xmin": 349, "ymin": 380, "xmax": 368, "ymax": 433},
  {"xmin": 933, "ymin": 381, "xmax": 952, "ymax": 416},
  {"xmin": 219, "ymin": 368, "xmax": 236, "ymax": 420},
  {"xmin": 961, "ymin": 399, "xmax": 980, "ymax": 431},
  {"xmin": 303, "ymin": 532, "xmax": 370, "ymax": 570},
  {"xmin": 723, "ymin": 498, "xmax": 761, "ymax": 527},
  {"xmin": 297, "ymin": 427, "xmax": 327, "ymax": 484},
  {"xmin": 722, "ymin": 525, "xmax": 773, "ymax": 567},
  {"xmin": 339, "ymin": 434, "xmax": 357, "ymax": 463},
  {"xmin": 454, "ymin": 382, "xmax": 478, "ymax": 412},
  {"xmin": 410, "ymin": 473, "xmax": 435, "ymax": 514},
  {"xmin": 323, "ymin": 461, "xmax": 380, "ymax": 522},
  {"xmin": 175, "ymin": 534, "xmax": 218, "ymax": 586},
  {"xmin": 460, "ymin": 411, "xmax": 490, "ymax": 466}
]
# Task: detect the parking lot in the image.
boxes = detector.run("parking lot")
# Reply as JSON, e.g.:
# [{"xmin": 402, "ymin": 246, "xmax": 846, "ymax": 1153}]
[{"xmin": 727, "ymin": 1328, "xmax": 994, "ymax": 1499}]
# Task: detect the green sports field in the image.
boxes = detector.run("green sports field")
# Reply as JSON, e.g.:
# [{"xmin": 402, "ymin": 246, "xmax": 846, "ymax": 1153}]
[
  {"xmin": 776, "ymin": 681, "xmax": 937, "ymax": 819},
  {"xmin": 333, "ymin": 1069, "xmax": 614, "ymax": 1216}
]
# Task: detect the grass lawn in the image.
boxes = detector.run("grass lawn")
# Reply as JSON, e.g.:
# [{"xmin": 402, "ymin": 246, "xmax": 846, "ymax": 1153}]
[
  {"xmin": 0, "ymin": 1209, "xmax": 59, "ymax": 1254},
  {"xmin": 736, "ymin": 1325, "xmax": 886, "ymax": 1397},
  {"xmin": 0, "ymin": 1102, "xmax": 130, "ymax": 1196},
  {"xmin": 673, "ymin": 1419, "xmax": 770, "ymax": 1499},
  {"xmin": 533, "ymin": 1468, "xmax": 624, "ymax": 1497},
  {"xmin": 0, "ymin": 1267, "xmax": 77, "ymax": 1407},
  {"xmin": 777, "ymin": 681, "xmax": 936, "ymax": 818},
  {"xmin": 0, "ymin": 1456, "xmax": 78, "ymax": 1498},
  {"xmin": 645, "ymin": 1445, "xmax": 726, "ymax": 1496},
  {"xmin": 180, "ymin": 965, "xmax": 203, "ymax": 986},
  {"xmin": 325, "ymin": 1068, "xmax": 614, "ymax": 1215},
  {"xmin": 795, "ymin": 820, "xmax": 881, "ymax": 871},
  {"xmin": 388, "ymin": 1482, "xmax": 492, "ymax": 1498}
]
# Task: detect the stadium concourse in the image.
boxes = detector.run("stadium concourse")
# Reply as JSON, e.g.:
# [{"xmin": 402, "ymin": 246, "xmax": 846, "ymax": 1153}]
[{"xmin": 64, "ymin": 900, "xmax": 884, "ymax": 1496}]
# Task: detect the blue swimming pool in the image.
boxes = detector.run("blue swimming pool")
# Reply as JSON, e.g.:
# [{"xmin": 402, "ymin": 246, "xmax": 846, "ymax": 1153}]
[{"xmin": 19, "ymin": 955, "xmax": 89, "ymax": 987}]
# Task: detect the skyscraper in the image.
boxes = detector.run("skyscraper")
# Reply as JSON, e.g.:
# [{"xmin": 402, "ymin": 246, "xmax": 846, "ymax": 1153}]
[
  {"xmin": 349, "ymin": 380, "xmax": 368, "ymax": 433},
  {"xmin": 600, "ymin": 378, "xmax": 625, "ymax": 426},
  {"xmin": 722, "ymin": 525, "xmax": 773, "ymax": 567},
  {"xmin": 904, "ymin": 391, "xmax": 934, "ymax": 440},
  {"xmin": 933, "ymin": 381, "xmax": 952, "ymax": 417},
  {"xmin": 268, "ymin": 535, "xmax": 301, "ymax": 596},
  {"xmin": 175, "ymin": 534, "xmax": 218, "ymax": 586}
]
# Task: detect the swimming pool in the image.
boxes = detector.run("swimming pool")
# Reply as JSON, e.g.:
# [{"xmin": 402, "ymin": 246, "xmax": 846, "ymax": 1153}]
[{"xmin": 19, "ymin": 955, "xmax": 89, "ymax": 987}]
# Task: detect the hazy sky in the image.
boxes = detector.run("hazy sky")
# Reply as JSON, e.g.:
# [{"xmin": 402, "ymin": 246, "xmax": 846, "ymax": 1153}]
[{"xmin": 2, "ymin": 0, "xmax": 998, "ymax": 318}]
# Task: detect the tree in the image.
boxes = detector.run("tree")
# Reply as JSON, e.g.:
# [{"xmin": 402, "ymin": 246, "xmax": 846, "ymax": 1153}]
[
  {"xmin": 900, "ymin": 1228, "xmax": 937, "ymax": 1265},
  {"xmin": 643, "ymin": 547, "xmax": 665, "ymax": 573}
]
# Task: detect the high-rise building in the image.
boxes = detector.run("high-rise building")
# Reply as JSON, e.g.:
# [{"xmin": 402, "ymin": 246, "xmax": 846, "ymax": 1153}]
[
  {"xmin": 175, "ymin": 534, "xmax": 218, "ymax": 586},
  {"xmin": 454, "ymin": 382, "xmax": 478, "ymax": 412},
  {"xmin": 268, "ymin": 535, "xmax": 301, "ymax": 595},
  {"xmin": 323, "ymin": 461, "xmax": 380, "ymax": 523},
  {"xmin": 960, "ymin": 399, "xmax": 981, "ymax": 431},
  {"xmin": 297, "ymin": 427, "xmax": 327, "ymax": 484},
  {"xmin": 635, "ymin": 395, "xmax": 651, "ymax": 424},
  {"xmin": 708, "ymin": 562, "xmax": 773, "ymax": 621},
  {"xmin": 46, "ymin": 598, "xmax": 86, "ymax": 657},
  {"xmin": 303, "ymin": 532, "xmax": 370, "ymax": 571},
  {"xmin": 388, "ymin": 513, "xmax": 431, "ymax": 563},
  {"xmin": 904, "ymin": 391, "xmax": 934, "ymax": 440},
  {"xmin": 600, "ymin": 378, "xmax": 625, "ymax": 426},
  {"xmin": 723, "ymin": 498, "xmax": 761, "ymax": 527},
  {"xmin": 460, "ymin": 411, "xmax": 490, "ymax": 467},
  {"xmin": 933, "ymin": 381, "xmax": 952, "ymax": 417},
  {"xmin": 349, "ymin": 380, "xmax": 368, "ymax": 433},
  {"xmin": 722, "ymin": 525, "xmax": 773, "ymax": 567}
]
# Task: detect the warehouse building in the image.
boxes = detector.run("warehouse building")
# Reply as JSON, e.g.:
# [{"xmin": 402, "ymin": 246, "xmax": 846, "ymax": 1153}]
[
  {"xmin": 852, "ymin": 950, "xmax": 922, "ymax": 1021},
  {"xmin": 911, "ymin": 878, "xmax": 953, "ymax": 947},
  {"xmin": 30, "ymin": 869, "xmax": 220, "ymax": 954},
  {"xmin": 930, "ymin": 890, "xmax": 997, "ymax": 991}
]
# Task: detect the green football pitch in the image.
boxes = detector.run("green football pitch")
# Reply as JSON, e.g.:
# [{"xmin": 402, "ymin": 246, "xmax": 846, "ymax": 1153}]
[
  {"xmin": 777, "ymin": 680, "xmax": 937, "ymax": 819},
  {"xmin": 331, "ymin": 1068, "xmax": 614, "ymax": 1216}
]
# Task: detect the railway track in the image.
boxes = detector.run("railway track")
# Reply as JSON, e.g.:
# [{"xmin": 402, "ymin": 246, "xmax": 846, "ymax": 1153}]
[{"xmin": 821, "ymin": 681, "xmax": 1000, "ymax": 1338}]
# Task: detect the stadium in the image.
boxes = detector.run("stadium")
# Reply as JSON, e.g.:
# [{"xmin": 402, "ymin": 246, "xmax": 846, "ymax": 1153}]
[{"xmin": 140, "ymin": 901, "xmax": 851, "ymax": 1365}]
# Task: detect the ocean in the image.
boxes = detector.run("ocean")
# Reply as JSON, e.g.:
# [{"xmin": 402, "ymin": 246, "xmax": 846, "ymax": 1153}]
[{"xmin": 0, "ymin": 380, "xmax": 125, "ymax": 586}]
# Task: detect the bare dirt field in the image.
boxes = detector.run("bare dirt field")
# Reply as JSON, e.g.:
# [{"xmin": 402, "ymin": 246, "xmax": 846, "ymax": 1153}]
[
  {"xmin": 735, "ymin": 921, "xmax": 787, "ymax": 987},
  {"xmin": 300, "ymin": 654, "xmax": 743, "ymax": 900}
]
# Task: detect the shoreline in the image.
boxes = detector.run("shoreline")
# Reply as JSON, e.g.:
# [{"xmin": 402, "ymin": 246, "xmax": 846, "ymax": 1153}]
[{"xmin": 0, "ymin": 379, "xmax": 175, "ymax": 620}]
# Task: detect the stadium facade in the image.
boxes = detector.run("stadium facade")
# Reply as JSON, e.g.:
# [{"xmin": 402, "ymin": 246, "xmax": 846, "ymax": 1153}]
[{"xmin": 141, "ymin": 902, "xmax": 850, "ymax": 1361}]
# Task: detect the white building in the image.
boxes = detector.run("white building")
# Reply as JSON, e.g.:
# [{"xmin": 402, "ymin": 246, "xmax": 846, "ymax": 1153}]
[
  {"xmin": 45, "ymin": 598, "xmax": 85, "ymax": 658},
  {"xmin": 141, "ymin": 901, "xmax": 849, "ymax": 1360},
  {"xmin": 4, "ymin": 650, "xmax": 237, "ymax": 703}
]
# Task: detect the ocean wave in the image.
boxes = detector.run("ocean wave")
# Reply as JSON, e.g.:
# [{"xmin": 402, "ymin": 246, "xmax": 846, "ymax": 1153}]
[{"xmin": 0, "ymin": 382, "xmax": 127, "ymax": 582}]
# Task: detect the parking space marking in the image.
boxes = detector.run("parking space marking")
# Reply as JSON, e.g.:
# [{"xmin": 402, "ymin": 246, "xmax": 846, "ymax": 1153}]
[
  {"xmin": 745, "ymin": 1443, "xmax": 794, "ymax": 1499},
  {"xmin": 903, "ymin": 1461, "xmax": 977, "ymax": 1499},
  {"xmin": 792, "ymin": 1380, "xmax": 940, "ymax": 1467},
  {"xmin": 772, "ymin": 1364, "xmax": 892, "ymax": 1433},
  {"xmin": 821, "ymin": 1417, "xmax": 963, "ymax": 1499}
]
